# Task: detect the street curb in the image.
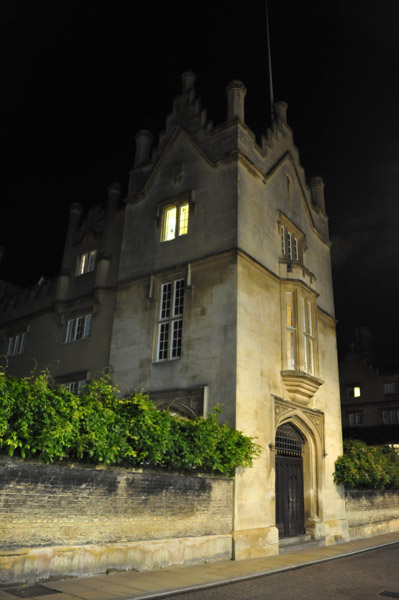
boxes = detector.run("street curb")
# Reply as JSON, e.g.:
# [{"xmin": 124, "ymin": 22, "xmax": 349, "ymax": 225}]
[{"xmin": 130, "ymin": 540, "xmax": 399, "ymax": 600}]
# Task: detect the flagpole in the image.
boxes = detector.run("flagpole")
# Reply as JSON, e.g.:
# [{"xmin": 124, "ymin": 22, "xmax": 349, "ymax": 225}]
[{"xmin": 265, "ymin": 1, "xmax": 274, "ymax": 120}]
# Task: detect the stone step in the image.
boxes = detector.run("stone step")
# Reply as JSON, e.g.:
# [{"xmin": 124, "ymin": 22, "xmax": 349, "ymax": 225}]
[{"xmin": 279, "ymin": 534, "xmax": 325, "ymax": 554}]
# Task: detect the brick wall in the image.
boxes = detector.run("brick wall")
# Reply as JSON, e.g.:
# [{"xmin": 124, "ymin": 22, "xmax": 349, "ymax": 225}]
[
  {"xmin": 345, "ymin": 489, "xmax": 399, "ymax": 539},
  {"xmin": 0, "ymin": 457, "xmax": 233, "ymax": 583}
]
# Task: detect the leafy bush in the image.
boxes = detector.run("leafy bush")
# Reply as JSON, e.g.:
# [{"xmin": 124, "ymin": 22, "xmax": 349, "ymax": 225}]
[
  {"xmin": 0, "ymin": 370, "xmax": 260, "ymax": 475},
  {"xmin": 333, "ymin": 439, "xmax": 399, "ymax": 489}
]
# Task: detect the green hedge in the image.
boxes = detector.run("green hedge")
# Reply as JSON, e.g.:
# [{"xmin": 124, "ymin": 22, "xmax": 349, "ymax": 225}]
[
  {"xmin": 333, "ymin": 439, "xmax": 399, "ymax": 489},
  {"xmin": 0, "ymin": 370, "xmax": 260, "ymax": 475}
]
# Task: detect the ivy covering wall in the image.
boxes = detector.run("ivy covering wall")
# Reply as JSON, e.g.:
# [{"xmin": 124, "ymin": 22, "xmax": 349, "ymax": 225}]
[
  {"xmin": 334, "ymin": 439, "xmax": 399, "ymax": 489},
  {"xmin": 0, "ymin": 370, "xmax": 260, "ymax": 475}
]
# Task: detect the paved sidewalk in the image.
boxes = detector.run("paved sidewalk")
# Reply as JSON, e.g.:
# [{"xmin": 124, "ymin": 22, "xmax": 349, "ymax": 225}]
[{"xmin": 1, "ymin": 532, "xmax": 398, "ymax": 600}]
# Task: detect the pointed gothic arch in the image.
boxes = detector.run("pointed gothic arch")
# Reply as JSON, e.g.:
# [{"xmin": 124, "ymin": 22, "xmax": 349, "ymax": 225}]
[{"xmin": 274, "ymin": 405, "xmax": 325, "ymax": 542}]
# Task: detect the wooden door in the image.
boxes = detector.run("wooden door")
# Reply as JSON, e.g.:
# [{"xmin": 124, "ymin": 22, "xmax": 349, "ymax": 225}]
[{"xmin": 275, "ymin": 423, "xmax": 305, "ymax": 538}]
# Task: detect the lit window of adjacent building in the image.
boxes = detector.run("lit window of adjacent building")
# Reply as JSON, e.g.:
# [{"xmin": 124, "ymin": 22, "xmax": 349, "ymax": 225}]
[
  {"xmin": 157, "ymin": 279, "xmax": 184, "ymax": 361},
  {"xmin": 65, "ymin": 314, "xmax": 92, "ymax": 343},
  {"xmin": 384, "ymin": 383, "xmax": 399, "ymax": 395},
  {"xmin": 348, "ymin": 412, "xmax": 362, "ymax": 427},
  {"xmin": 282, "ymin": 288, "xmax": 317, "ymax": 375},
  {"xmin": 346, "ymin": 386, "xmax": 361, "ymax": 398},
  {"xmin": 7, "ymin": 332, "xmax": 27, "ymax": 356},
  {"xmin": 78, "ymin": 250, "xmax": 97, "ymax": 275},
  {"xmin": 161, "ymin": 201, "xmax": 189, "ymax": 242}
]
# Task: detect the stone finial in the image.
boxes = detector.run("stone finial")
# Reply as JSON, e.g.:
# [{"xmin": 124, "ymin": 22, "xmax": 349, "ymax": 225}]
[
  {"xmin": 106, "ymin": 182, "xmax": 122, "ymax": 220},
  {"xmin": 181, "ymin": 71, "xmax": 196, "ymax": 93},
  {"xmin": 309, "ymin": 176, "xmax": 326, "ymax": 213},
  {"xmin": 225, "ymin": 80, "xmax": 247, "ymax": 122},
  {"xmin": 274, "ymin": 101, "xmax": 288, "ymax": 124},
  {"xmin": 59, "ymin": 203, "xmax": 83, "ymax": 274},
  {"xmin": 134, "ymin": 130, "xmax": 153, "ymax": 167},
  {"xmin": 107, "ymin": 182, "xmax": 121, "ymax": 213},
  {"xmin": 68, "ymin": 203, "xmax": 83, "ymax": 233},
  {"xmin": 69, "ymin": 202, "xmax": 83, "ymax": 225}
]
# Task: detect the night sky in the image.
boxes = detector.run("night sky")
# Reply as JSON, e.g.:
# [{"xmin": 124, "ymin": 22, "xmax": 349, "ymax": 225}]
[{"xmin": 1, "ymin": 0, "xmax": 398, "ymax": 361}]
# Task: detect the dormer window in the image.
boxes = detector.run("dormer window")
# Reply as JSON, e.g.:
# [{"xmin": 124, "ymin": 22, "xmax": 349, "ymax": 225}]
[
  {"xmin": 161, "ymin": 201, "xmax": 189, "ymax": 242},
  {"xmin": 77, "ymin": 250, "xmax": 97, "ymax": 276}
]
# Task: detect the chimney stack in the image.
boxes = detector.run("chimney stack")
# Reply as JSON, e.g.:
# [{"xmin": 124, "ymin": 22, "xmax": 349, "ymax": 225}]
[
  {"xmin": 273, "ymin": 101, "xmax": 288, "ymax": 124},
  {"xmin": 60, "ymin": 203, "xmax": 83, "ymax": 272},
  {"xmin": 134, "ymin": 130, "xmax": 153, "ymax": 166},
  {"xmin": 309, "ymin": 176, "xmax": 326, "ymax": 213},
  {"xmin": 106, "ymin": 182, "xmax": 121, "ymax": 217},
  {"xmin": 181, "ymin": 71, "xmax": 196, "ymax": 93},
  {"xmin": 225, "ymin": 80, "xmax": 247, "ymax": 122}
]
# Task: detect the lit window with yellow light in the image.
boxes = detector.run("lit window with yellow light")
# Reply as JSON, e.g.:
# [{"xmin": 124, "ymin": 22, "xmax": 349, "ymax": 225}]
[
  {"xmin": 78, "ymin": 249, "xmax": 97, "ymax": 276},
  {"xmin": 346, "ymin": 386, "xmax": 361, "ymax": 398},
  {"xmin": 161, "ymin": 201, "xmax": 189, "ymax": 242},
  {"xmin": 179, "ymin": 202, "xmax": 189, "ymax": 235}
]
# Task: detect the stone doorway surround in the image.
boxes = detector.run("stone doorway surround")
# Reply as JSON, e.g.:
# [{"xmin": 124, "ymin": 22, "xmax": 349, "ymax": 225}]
[{"xmin": 273, "ymin": 395, "xmax": 327, "ymax": 543}]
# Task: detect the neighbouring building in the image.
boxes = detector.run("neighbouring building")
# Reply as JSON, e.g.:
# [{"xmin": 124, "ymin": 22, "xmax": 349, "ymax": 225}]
[
  {"xmin": 340, "ymin": 327, "xmax": 399, "ymax": 444},
  {"xmin": 0, "ymin": 186, "xmax": 124, "ymax": 390},
  {"xmin": 0, "ymin": 72, "xmax": 349, "ymax": 561}
]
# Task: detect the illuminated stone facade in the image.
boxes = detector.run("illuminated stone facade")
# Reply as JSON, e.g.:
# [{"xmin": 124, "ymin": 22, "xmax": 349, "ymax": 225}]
[{"xmin": 0, "ymin": 72, "xmax": 348, "ymax": 559}]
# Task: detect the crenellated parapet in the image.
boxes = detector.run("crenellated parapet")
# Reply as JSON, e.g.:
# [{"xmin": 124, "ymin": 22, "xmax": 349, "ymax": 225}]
[
  {"xmin": 0, "ymin": 277, "xmax": 55, "ymax": 324},
  {"xmin": 126, "ymin": 72, "xmax": 329, "ymax": 242}
]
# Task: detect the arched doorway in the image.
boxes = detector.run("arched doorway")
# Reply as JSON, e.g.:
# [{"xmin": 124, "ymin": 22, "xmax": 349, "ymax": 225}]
[{"xmin": 275, "ymin": 423, "xmax": 305, "ymax": 538}]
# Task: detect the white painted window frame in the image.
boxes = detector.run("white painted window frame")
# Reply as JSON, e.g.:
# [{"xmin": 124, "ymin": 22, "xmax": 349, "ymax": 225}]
[
  {"xmin": 65, "ymin": 314, "xmax": 92, "ymax": 343},
  {"xmin": 161, "ymin": 201, "xmax": 189, "ymax": 242},
  {"xmin": 156, "ymin": 279, "xmax": 184, "ymax": 361},
  {"xmin": 7, "ymin": 332, "xmax": 27, "ymax": 356},
  {"xmin": 78, "ymin": 250, "xmax": 97, "ymax": 276}
]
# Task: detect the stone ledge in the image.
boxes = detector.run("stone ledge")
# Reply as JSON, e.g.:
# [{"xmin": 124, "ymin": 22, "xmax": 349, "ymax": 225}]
[
  {"xmin": 281, "ymin": 370, "xmax": 324, "ymax": 404},
  {"xmin": 348, "ymin": 519, "xmax": 399, "ymax": 541},
  {"xmin": 0, "ymin": 535, "xmax": 233, "ymax": 586}
]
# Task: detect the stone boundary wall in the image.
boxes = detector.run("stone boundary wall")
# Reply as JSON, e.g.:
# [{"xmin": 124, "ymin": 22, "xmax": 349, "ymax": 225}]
[
  {"xmin": 345, "ymin": 489, "xmax": 399, "ymax": 540},
  {"xmin": 0, "ymin": 458, "xmax": 233, "ymax": 584}
]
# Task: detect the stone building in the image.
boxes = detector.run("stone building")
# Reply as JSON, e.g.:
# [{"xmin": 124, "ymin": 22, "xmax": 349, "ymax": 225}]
[
  {"xmin": 0, "ymin": 186, "xmax": 124, "ymax": 389},
  {"xmin": 0, "ymin": 72, "xmax": 348, "ymax": 559},
  {"xmin": 340, "ymin": 327, "xmax": 399, "ymax": 444}
]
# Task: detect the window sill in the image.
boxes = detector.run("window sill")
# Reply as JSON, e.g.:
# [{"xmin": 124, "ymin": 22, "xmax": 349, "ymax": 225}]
[
  {"xmin": 281, "ymin": 370, "xmax": 324, "ymax": 405},
  {"xmin": 160, "ymin": 234, "xmax": 188, "ymax": 244},
  {"xmin": 279, "ymin": 259, "xmax": 316, "ymax": 283},
  {"xmin": 153, "ymin": 357, "xmax": 181, "ymax": 365}
]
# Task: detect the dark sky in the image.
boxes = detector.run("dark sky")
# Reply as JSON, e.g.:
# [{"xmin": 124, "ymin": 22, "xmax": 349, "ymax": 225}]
[{"xmin": 1, "ymin": 0, "xmax": 398, "ymax": 361}]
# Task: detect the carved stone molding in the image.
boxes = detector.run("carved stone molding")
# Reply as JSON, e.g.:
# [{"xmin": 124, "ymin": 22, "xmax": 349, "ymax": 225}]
[
  {"xmin": 273, "ymin": 395, "xmax": 325, "ymax": 453},
  {"xmin": 280, "ymin": 370, "xmax": 324, "ymax": 405},
  {"xmin": 149, "ymin": 386, "xmax": 205, "ymax": 418}
]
